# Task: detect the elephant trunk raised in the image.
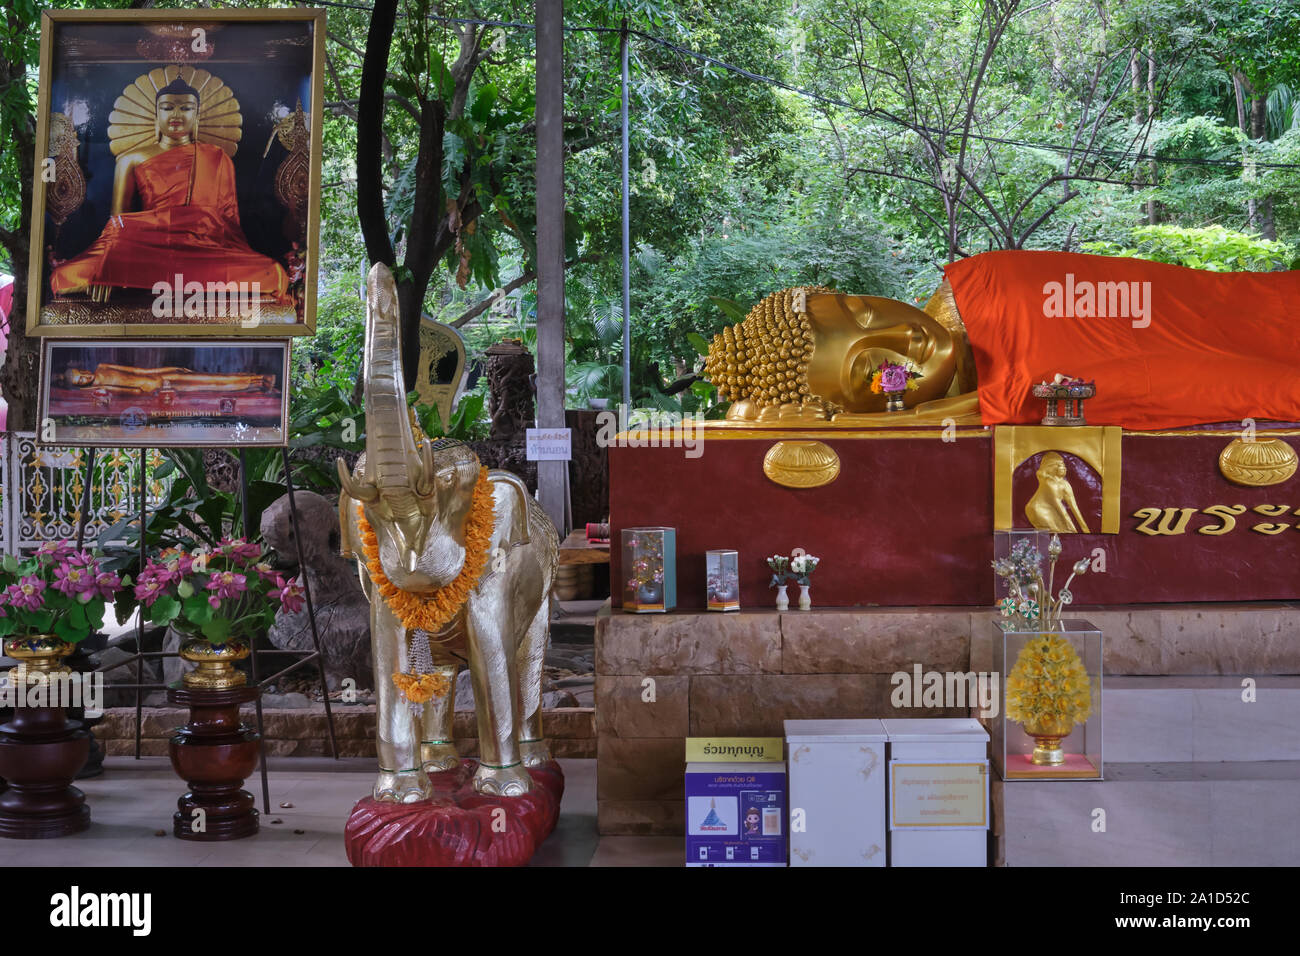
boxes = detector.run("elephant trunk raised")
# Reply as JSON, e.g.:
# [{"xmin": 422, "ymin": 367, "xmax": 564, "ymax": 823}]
[
  {"xmin": 337, "ymin": 269, "xmax": 463, "ymax": 588},
  {"xmin": 337, "ymin": 263, "xmax": 559, "ymax": 803}
]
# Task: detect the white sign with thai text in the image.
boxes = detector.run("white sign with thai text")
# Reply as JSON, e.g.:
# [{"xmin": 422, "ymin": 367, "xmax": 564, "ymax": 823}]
[{"xmin": 526, "ymin": 427, "xmax": 572, "ymax": 461}]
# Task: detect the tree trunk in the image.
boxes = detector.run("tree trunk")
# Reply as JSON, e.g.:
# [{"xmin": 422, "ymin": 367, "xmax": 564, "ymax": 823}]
[
  {"xmin": 1233, "ymin": 71, "xmax": 1258, "ymax": 230},
  {"xmin": 0, "ymin": 35, "xmax": 37, "ymax": 432},
  {"xmin": 1131, "ymin": 50, "xmax": 1143, "ymax": 209},
  {"xmin": 1250, "ymin": 92, "xmax": 1275, "ymax": 239},
  {"xmin": 355, "ymin": 0, "xmax": 398, "ymax": 272},
  {"xmin": 1147, "ymin": 49, "xmax": 1158, "ymax": 225}
]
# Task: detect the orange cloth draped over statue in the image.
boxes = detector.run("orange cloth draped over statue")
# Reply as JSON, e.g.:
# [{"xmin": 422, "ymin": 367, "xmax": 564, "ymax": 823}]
[
  {"xmin": 50, "ymin": 143, "xmax": 290, "ymax": 299},
  {"xmin": 944, "ymin": 250, "xmax": 1300, "ymax": 430}
]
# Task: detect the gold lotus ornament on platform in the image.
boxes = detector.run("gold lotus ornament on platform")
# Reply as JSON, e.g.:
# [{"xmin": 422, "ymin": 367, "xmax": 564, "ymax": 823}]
[
  {"xmin": 762, "ymin": 440, "xmax": 840, "ymax": 488},
  {"xmin": 1218, "ymin": 438, "xmax": 1298, "ymax": 487}
]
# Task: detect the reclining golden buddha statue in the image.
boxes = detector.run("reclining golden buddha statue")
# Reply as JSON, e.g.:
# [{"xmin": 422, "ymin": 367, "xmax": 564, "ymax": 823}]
[{"xmin": 701, "ymin": 282, "xmax": 982, "ymax": 425}]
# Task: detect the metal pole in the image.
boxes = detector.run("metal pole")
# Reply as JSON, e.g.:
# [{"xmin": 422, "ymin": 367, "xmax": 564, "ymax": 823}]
[
  {"xmin": 535, "ymin": 0, "xmax": 568, "ymax": 533},
  {"xmin": 74, "ymin": 447, "xmax": 97, "ymax": 550},
  {"xmin": 281, "ymin": 445, "xmax": 338, "ymax": 759},
  {"xmin": 135, "ymin": 447, "xmax": 146, "ymax": 759},
  {"xmin": 620, "ymin": 20, "xmax": 632, "ymax": 410},
  {"xmin": 238, "ymin": 449, "xmax": 272, "ymax": 814}
]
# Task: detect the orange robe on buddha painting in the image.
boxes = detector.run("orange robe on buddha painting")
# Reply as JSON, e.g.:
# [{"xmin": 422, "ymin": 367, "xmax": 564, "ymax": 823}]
[{"xmin": 50, "ymin": 142, "xmax": 290, "ymax": 299}]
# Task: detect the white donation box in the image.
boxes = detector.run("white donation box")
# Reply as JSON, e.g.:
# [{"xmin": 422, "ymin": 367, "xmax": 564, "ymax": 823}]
[
  {"xmin": 883, "ymin": 718, "xmax": 989, "ymax": 867},
  {"xmin": 784, "ymin": 719, "xmax": 888, "ymax": 867}
]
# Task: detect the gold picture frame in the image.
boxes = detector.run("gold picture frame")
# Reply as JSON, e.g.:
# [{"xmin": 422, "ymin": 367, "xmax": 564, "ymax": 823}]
[
  {"xmin": 38, "ymin": 337, "xmax": 292, "ymax": 448},
  {"xmin": 26, "ymin": 8, "xmax": 326, "ymax": 338}
]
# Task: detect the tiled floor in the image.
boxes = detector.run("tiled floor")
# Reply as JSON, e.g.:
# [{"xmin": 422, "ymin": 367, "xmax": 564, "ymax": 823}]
[{"xmin": 0, "ymin": 757, "xmax": 679, "ymax": 867}]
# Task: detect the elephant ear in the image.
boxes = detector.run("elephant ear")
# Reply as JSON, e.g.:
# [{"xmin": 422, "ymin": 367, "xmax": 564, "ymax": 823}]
[{"xmin": 488, "ymin": 470, "xmax": 531, "ymax": 549}]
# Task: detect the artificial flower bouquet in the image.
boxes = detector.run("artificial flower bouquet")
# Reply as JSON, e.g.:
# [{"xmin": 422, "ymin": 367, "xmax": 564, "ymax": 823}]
[
  {"xmin": 991, "ymin": 534, "xmax": 1089, "ymax": 630},
  {"xmin": 134, "ymin": 537, "xmax": 305, "ymax": 645},
  {"xmin": 869, "ymin": 358, "xmax": 922, "ymax": 394},
  {"xmin": 790, "ymin": 553, "xmax": 820, "ymax": 586},
  {"xmin": 626, "ymin": 531, "xmax": 666, "ymax": 594},
  {"xmin": 0, "ymin": 541, "xmax": 122, "ymax": 644},
  {"xmin": 1004, "ymin": 633, "xmax": 1093, "ymax": 728},
  {"xmin": 766, "ymin": 554, "xmax": 791, "ymax": 588}
]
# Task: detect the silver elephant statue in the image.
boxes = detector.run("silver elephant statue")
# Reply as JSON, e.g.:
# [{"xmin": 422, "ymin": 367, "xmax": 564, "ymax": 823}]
[{"xmin": 337, "ymin": 263, "xmax": 558, "ymax": 802}]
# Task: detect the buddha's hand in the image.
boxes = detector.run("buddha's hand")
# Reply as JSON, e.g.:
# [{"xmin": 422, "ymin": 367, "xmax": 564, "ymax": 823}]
[{"xmin": 89, "ymin": 284, "xmax": 113, "ymax": 303}]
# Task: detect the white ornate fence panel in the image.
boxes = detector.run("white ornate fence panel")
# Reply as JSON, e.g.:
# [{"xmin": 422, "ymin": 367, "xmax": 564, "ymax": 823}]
[
  {"xmin": 0, "ymin": 432, "xmax": 10, "ymax": 555},
  {"xmin": 1, "ymin": 432, "xmax": 173, "ymax": 553}
]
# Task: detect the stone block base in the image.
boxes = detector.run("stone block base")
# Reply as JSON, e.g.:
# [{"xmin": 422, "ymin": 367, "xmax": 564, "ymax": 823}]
[
  {"xmin": 596, "ymin": 601, "xmax": 1300, "ymax": 836},
  {"xmin": 97, "ymin": 706, "xmax": 595, "ymax": 759}
]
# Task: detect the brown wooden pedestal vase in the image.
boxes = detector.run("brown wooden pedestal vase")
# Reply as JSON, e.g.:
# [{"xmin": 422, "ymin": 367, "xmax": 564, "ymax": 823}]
[
  {"xmin": 0, "ymin": 705, "xmax": 91, "ymax": 839},
  {"xmin": 167, "ymin": 685, "xmax": 261, "ymax": 841}
]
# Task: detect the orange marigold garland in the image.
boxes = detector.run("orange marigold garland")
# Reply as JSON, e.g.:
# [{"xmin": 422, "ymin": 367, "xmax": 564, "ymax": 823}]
[
  {"xmin": 356, "ymin": 466, "xmax": 496, "ymax": 707},
  {"xmin": 392, "ymin": 671, "xmax": 451, "ymax": 704}
]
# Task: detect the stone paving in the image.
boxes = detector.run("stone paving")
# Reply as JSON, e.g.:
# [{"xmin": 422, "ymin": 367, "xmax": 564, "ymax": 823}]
[{"xmin": 0, "ymin": 756, "xmax": 678, "ymax": 867}]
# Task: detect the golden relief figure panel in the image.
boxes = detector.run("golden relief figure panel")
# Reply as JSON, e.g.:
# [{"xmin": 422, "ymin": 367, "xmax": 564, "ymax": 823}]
[{"xmin": 994, "ymin": 426, "xmax": 1122, "ymax": 534}]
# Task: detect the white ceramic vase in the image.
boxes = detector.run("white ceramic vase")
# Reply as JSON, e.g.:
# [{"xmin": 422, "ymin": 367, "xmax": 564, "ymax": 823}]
[
  {"xmin": 799, "ymin": 585, "xmax": 811, "ymax": 610},
  {"xmin": 775, "ymin": 585, "xmax": 789, "ymax": 611}
]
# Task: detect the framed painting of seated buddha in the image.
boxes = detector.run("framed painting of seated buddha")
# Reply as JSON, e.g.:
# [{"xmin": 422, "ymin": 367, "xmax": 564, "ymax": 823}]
[{"xmin": 26, "ymin": 9, "xmax": 325, "ymax": 337}]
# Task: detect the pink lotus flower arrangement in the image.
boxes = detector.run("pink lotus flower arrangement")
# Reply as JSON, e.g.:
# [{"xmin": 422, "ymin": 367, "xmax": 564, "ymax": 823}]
[
  {"xmin": 0, "ymin": 541, "xmax": 122, "ymax": 643},
  {"xmin": 135, "ymin": 537, "xmax": 305, "ymax": 646}
]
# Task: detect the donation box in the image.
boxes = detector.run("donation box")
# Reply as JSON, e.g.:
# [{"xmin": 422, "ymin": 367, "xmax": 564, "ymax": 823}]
[
  {"xmin": 784, "ymin": 719, "xmax": 888, "ymax": 867},
  {"xmin": 685, "ymin": 738, "xmax": 786, "ymax": 867},
  {"xmin": 883, "ymin": 718, "xmax": 990, "ymax": 867}
]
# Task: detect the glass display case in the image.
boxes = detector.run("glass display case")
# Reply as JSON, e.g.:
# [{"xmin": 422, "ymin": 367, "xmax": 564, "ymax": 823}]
[
  {"xmin": 992, "ymin": 529, "xmax": 1051, "ymax": 613},
  {"xmin": 621, "ymin": 527, "xmax": 677, "ymax": 613},
  {"xmin": 993, "ymin": 619, "xmax": 1102, "ymax": 780},
  {"xmin": 705, "ymin": 549, "xmax": 739, "ymax": 611}
]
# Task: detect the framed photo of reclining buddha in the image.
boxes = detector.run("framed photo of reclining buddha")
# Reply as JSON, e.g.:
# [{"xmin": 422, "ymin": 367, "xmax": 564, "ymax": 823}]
[
  {"xmin": 26, "ymin": 9, "xmax": 326, "ymax": 337},
  {"xmin": 38, "ymin": 338, "xmax": 291, "ymax": 447}
]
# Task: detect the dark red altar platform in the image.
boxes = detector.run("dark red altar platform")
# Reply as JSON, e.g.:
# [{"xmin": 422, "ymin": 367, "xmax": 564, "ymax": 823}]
[{"xmin": 609, "ymin": 423, "xmax": 1300, "ymax": 608}]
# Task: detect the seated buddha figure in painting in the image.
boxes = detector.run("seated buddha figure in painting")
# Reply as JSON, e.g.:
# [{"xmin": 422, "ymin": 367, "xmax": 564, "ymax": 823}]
[{"xmin": 50, "ymin": 75, "xmax": 289, "ymax": 305}]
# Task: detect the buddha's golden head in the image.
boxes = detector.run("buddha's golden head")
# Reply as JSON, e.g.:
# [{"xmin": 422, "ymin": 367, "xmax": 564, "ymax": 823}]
[
  {"xmin": 703, "ymin": 288, "xmax": 963, "ymax": 415},
  {"xmin": 155, "ymin": 76, "xmax": 200, "ymax": 145},
  {"xmin": 64, "ymin": 367, "xmax": 94, "ymax": 387}
]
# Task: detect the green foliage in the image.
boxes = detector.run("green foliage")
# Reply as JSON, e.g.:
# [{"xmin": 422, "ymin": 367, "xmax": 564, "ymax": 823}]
[
  {"xmin": 411, "ymin": 390, "xmax": 489, "ymax": 442},
  {"xmin": 1082, "ymin": 224, "xmax": 1295, "ymax": 271}
]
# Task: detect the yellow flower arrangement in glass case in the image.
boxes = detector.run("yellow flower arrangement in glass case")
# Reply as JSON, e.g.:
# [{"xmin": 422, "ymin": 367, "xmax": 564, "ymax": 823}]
[{"xmin": 1004, "ymin": 634, "xmax": 1092, "ymax": 765}]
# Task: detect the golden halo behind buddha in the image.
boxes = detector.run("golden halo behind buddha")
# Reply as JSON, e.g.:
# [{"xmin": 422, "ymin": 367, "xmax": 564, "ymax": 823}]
[{"xmin": 107, "ymin": 64, "xmax": 242, "ymax": 158}]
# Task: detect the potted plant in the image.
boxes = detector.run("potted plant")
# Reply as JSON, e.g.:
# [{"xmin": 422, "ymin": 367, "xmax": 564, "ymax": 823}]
[
  {"xmin": 135, "ymin": 537, "xmax": 305, "ymax": 690},
  {"xmin": 134, "ymin": 536, "xmax": 304, "ymax": 841},
  {"xmin": 0, "ymin": 541, "xmax": 122, "ymax": 838},
  {"xmin": 767, "ymin": 555, "xmax": 792, "ymax": 610},
  {"xmin": 790, "ymin": 553, "xmax": 820, "ymax": 609}
]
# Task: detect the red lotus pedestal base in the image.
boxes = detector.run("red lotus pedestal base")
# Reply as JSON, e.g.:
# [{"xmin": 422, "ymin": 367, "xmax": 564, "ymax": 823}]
[{"xmin": 344, "ymin": 760, "xmax": 564, "ymax": 867}]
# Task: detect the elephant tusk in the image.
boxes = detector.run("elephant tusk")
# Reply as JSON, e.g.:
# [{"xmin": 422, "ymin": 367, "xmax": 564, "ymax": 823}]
[
  {"xmin": 414, "ymin": 440, "xmax": 435, "ymax": 497},
  {"xmin": 338, "ymin": 458, "xmax": 379, "ymax": 503}
]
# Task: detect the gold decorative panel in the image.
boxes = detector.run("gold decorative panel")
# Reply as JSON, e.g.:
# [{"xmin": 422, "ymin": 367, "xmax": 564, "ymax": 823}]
[{"xmin": 762, "ymin": 440, "xmax": 840, "ymax": 489}]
